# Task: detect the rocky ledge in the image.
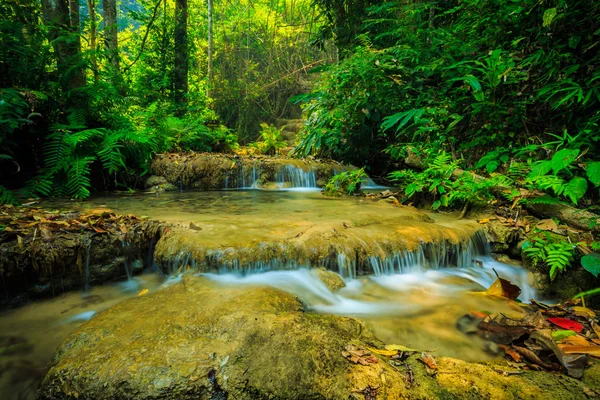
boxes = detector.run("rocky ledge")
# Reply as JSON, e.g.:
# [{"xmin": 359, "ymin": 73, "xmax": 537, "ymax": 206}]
[
  {"xmin": 38, "ymin": 274, "xmax": 600, "ymax": 400},
  {"xmin": 148, "ymin": 152, "xmax": 351, "ymax": 190}
]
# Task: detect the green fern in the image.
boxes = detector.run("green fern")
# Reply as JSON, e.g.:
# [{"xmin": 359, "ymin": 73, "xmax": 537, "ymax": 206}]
[
  {"xmin": 0, "ymin": 185, "xmax": 19, "ymax": 205},
  {"xmin": 522, "ymin": 234, "xmax": 576, "ymax": 280}
]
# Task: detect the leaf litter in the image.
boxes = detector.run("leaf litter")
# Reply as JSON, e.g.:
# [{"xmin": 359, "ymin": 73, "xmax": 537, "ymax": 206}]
[{"xmin": 457, "ymin": 272, "xmax": 600, "ymax": 379}]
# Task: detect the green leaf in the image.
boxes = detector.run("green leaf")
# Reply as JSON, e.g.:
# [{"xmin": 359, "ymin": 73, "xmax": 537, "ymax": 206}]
[
  {"xmin": 528, "ymin": 160, "xmax": 552, "ymax": 178},
  {"xmin": 563, "ymin": 177, "xmax": 587, "ymax": 204},
  {"xmin": 581, "ymin": 254, "xmax": 600, "ymax": 277},
  {"xmin": 464, "ymin": 75, "xmax": 484, "ymax": 101},
  {"xmin": 551, "ymin": 149, "xmax": 579, "ymax": 174},
  {"xmin": 543, "ymin": 8, "xmax": 557, "ymax": 27},
  {"xmin": 552, "ymin": 330, "xmax": 576, "ymax": 341},
  {"xmin": 486, "ymin": 160, "xmax": 500, "ymax": 173},
  {"xmin": 586, "ymin": 162, "xmax": 600, "ymax": 186}
]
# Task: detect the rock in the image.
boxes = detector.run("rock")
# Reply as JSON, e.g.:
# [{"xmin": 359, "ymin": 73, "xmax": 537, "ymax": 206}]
[
  {"xmin": 311, "ymin": 268, "xmax": 345, "ymax": 291},
  {"xmin": 145, "ymin": 175, "xmax": 168, "ymax": 187},
  {"xmin": 39, "ymin": 275, "xmax": 597, "ymax": 399},
  {"xmin": 485, "ymin": 220, "xmax": 520, "ymax": 254}
]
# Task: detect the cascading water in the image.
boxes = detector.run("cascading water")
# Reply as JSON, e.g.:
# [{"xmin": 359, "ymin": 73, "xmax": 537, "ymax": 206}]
[
  {"xmin": 160, "ymin": 230, "xmax": 534, "ymax": 302},
  {"xmin": 274, "ymin": 165, "xmax": 317, "ymax": 188}
]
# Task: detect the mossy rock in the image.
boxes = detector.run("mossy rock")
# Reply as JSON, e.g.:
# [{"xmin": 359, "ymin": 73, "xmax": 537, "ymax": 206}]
[
  {"xmin": 312, "ymin": 267, "xmax": 345, "ymax": 291},
  {"xmin": 39, "ymin": 275, "xmax": 596, "ymax": 399}
]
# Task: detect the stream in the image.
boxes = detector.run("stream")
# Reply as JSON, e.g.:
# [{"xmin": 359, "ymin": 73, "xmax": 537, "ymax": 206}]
[{"xmin": 0, "ymin": 189, "xmax": 535, "ymax": 399}]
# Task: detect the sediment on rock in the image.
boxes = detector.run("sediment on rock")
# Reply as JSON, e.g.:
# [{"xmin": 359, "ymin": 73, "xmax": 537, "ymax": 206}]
[
  {"xmin": 0, "ymin": 206, "xmax": 166, "ymax": 308},
  {"xmin": 38, "ymin": 275, "xmax": 600, "ymax": 400},
  {"xmin": 149, "ymin": 152, "xmax": 351, "ymax": 190},
  {"xmin": 154, "ymin": 215, "xmax": 486, "ymax": 278}
]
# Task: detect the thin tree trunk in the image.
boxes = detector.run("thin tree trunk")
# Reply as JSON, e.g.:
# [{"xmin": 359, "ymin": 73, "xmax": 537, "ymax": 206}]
[
  {"xmin": 174, "ymin": 0, "xmax": 188, "ymax": 111},
  {"xmin": 103, "ymin": 0, "xmax": 119, "ymax": 80},
  {"xmin": 87, "ymin": 0, "xmax": 99, "ymax": 83},
  {"xmin": 207, "ymin": 0, "xmax": 213, "ymax": 98},
  {"xmin": 41, "ymin": 0, "xmax": 83, "ymax": 92}
]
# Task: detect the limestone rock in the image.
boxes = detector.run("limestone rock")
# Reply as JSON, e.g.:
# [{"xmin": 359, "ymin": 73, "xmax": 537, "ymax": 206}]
[{"xmin": 39, "ymin": 275, "xmax": 597, "ymax": 399}]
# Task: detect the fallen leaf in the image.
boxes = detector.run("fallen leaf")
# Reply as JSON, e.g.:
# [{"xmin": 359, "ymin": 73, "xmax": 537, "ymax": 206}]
[
  {"xmin": 512, "ymin": 345, "xmax": 555, "ymax": 370},
  {"xmin": 560, "ymin": 335, "xmax": 591, "ymax": 347},
  {"xmin": 570, "ymin": 306, "xmax": 596, "ymax": 318},
  {"xmin": 418, "ymin": 352, "xmax": 437, "ymax": 376},
  {"xmin": 591, "ymin": 321, "xmax": 600, "ymax": 338},
  {"xmin": 485, "ymin": 275, "xmax": 521, "ymax": 300},
  {"xmin": 498, "ymin": 344, "xmax": 522, "ymax": 362},
  {"xmin": 385, "ymin": 344, "xmax": 436, "ymax": 353},
  {"xmin": 547, "ymin": 317, "xmax": 584, "ymax": 333},
  {"xmin": 529, "ymin": 329, "xmax": 588, "ymax": 378},
  {"xmin": 552, "ymin": 330, "xmax": 577, "ymax": 341},
  {"xmin": 138, "ymin": 289, "xmax": 149, "ymax": 296},
  {"xmin": 536, "ymin": 219, "xmax": 558, "ymax": 231},
  {"xmin": 478, "ymin": 218, "xmax": 490, "ymax": 224},
  {"xmin": 559, "ymin": 345, "xmax": 600, "ymax": 357},
  {"xmin": 367, "ymin": 347, "xmax": 398, "ymax": 357}
]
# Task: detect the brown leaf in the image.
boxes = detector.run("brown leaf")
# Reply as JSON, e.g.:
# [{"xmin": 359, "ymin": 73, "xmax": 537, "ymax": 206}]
[
  {"xmin": 498, "ymin": 344, "xmax": 522, "ymax": 362},
  {"xmin": 529, "ymin": 329, "xmax": 588, "ymax": 378},
  {"xmin": 559, "ymin": 345, "xmax": 600, "ymax": 357},
  {"xmin": 485, "ymin": 273, "xmax": 521, "ymax": 300},
  {"xmin": 512, "ymin": 345, "xmax": 555, "ymax": 370},
  {"xmin": 418, "ymin": 352, "xmax": 437, "ymax": 376},
  {"xmin": 39, "ymin": 225, "xmax": 52, "ymax": 242},
  {"xmin": 536, "ymin": 219, "xmax": 558, "ymax": 231}
]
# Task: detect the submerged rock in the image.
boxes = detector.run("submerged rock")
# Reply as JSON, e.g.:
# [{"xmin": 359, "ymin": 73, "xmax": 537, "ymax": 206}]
[{"xmin": 39, "ymin": 275, "xmax": 597, "ymax": 399}]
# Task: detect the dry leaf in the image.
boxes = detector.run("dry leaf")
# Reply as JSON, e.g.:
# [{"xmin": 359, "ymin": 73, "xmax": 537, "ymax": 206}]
[
  {"xmin": 559, "ymin": 345, "xmax": 600, "ymax": 357},
  {"xmin": 498, "ymin": 344, "xmax": 522, "ymax": 362},
  {"xmin": 418, "ymin": 352, "xmax": 437, "ymax": 375},
  {"xmin": 536, "ymin": 219, "xmax": 558, "ymax": 231},
  {"xmin": 571, "ymin": 306, "xmax": 596, "ymax": 318},
  {"xmin": 485, "ymin": 275, "xmax": 521, "ymax": 300}
]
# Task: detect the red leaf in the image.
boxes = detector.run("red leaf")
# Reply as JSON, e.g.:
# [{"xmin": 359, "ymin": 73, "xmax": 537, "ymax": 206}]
[{"xmin": 547, "ymin": 318, "xmax": 584, "ymax": 333}]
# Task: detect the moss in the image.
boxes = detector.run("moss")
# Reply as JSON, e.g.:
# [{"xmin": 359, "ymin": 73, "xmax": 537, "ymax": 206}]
[{"xmin": 39, "ymin": 276, "xmax": 595, "ymax": 400}]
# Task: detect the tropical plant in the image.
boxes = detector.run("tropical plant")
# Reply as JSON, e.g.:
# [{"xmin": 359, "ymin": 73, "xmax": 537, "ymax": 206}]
[
  {"xmin": 249, "ymin": 123, "xmax": 286, "ymax": 155},
  {"xmin": 324, "ymin": 168, "xmax": 367, "ymax": 196},
  {"xmin": 522, "ymin": 233, "xmax": 578, "ymax": 280}
]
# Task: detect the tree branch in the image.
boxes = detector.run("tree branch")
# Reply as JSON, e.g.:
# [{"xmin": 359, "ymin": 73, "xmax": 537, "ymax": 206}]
[{"xmin": 122, "ymin": 0, "xmax": 162, "ymax": 73}]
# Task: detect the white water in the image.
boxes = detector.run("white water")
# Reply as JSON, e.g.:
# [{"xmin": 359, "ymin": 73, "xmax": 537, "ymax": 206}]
[{"xmin": 202, "ymin": 254, "xmax": 534, "ymax": 318}]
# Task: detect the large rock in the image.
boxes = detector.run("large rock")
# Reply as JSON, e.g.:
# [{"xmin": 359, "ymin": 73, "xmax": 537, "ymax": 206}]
[{"xmin": 39, "ymin": 275, "xmax": 598, "ymax": 399}]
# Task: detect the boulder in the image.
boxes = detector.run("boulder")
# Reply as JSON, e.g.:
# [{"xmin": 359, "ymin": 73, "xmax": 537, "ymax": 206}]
[{"xmin": 39, "ymin": 275, "xmax": 597, "ymax": 399}]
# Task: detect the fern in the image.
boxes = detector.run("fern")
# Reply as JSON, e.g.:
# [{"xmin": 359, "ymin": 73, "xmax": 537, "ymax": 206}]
[
  {"xmin": 0, "ymin": 185, "xmax": 19, "ymax": 205},
  {"xmin": 522, "ymin": 234, "xmax": 576, "ymax": 280},
  {"xmin": 66, "ymin": 156, "xmax": 94, "ymax": 199}
]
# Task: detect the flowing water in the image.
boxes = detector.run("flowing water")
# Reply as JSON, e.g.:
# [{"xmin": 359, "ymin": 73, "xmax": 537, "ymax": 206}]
[{"xmin": 1, "ymin": 190, "xmax": 535, "ymax": 399}]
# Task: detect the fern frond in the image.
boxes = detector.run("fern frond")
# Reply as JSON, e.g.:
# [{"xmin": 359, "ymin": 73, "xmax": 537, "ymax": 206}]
[{"xmin": 0, "ymin": 185, "xmax": 19, "ymax": 205}]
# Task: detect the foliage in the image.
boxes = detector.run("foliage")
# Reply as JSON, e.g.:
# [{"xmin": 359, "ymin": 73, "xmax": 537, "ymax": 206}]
[
  {"xmin": 522, "ymin": 233, "xmax": 578, "ymax": 280},
  {"xmin": 581, "ymin": 254, "xmax": 600, "ymax": 277},
  {"xmin": 249, "ymin": 123, "xmax": 286, "ymax": 155},
  {"xmin": 324, "ymin": 168, "xmax": 367, "ymax": 196},
  {"xmin": 296, "ymin": 0, "xmax": 600, "ymax": 185},
  {"xmin": 388, "ymin": 152, "xmax": 504, "ymax": 210}
]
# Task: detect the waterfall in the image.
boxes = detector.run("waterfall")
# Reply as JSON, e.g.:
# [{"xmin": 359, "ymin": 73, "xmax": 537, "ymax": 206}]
[{"xmin": 274, "ymin": 165, "xmax": 317, "ymax": 188}]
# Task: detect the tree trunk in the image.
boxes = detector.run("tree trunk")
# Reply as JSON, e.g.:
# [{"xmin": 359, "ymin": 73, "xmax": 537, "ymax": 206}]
[
  {"xmin": 174, "ymin": 0, "xmax": 188, "ymax": 111},
  {"xmin": 69, "ymin": 0, "xmax": 85, "ymax": 87},
  {"xmin": 207, "ymin": 0, "xmax": 213, "ymax": 98},
  {"xmin": 103, "ymin": 0, "xmax": 119, "ymax": 79},
  {"xmin": 41, "ymin": 0, "xmax": 84, "ymax": 92},
  {"xmin": 87, "ymin": 0, "xmax": 99, "ymax": 83}
]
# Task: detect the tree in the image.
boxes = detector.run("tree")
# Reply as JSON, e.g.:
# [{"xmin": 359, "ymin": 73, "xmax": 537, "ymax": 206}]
[
  {"xmin": 207, "ymin": 0, "xmax": 213, "ymax": 98},
  {"xmin": 174, "ymin": 0, "xmax": 189, "ymax": 111},
  {"xmin": 41, "ymin": 0, "xmax": 84, "ymax": 91},
  {"xmin": 103, "ymin": 0, "xmax": 119, "ymax": 81}
]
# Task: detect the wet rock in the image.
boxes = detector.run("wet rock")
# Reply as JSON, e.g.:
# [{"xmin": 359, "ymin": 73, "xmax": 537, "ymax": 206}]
[
  {"xmin": 39, "ymin": 276, "xmax": 597, "ymax": 400},
  {"xmin": 312, "ymin": 268, "xmax": 345, "ymax": 291}
]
